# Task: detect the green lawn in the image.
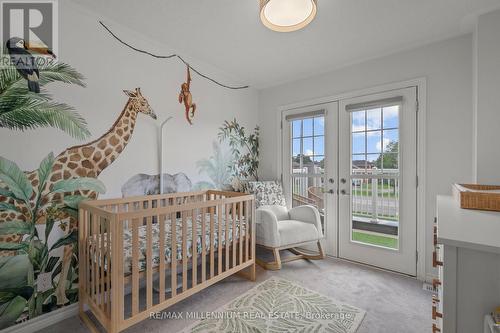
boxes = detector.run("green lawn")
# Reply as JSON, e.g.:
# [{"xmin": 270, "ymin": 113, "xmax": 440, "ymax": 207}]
[{"xmin": 352, "ymin": 231, "xmax": 398, "ymax": 249}]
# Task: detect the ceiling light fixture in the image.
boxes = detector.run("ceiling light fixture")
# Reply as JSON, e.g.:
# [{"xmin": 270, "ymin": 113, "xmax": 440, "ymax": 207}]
[{"xmin": 260, "ymin": 0, "xmax": 317, "ymax": 32}]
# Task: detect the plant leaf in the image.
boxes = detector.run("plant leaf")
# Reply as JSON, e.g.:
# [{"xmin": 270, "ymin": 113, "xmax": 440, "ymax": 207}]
[
  {"xmin": 51, "ymin": 178, "xmax": 105, "ymax": 194},
  {"xmin": 0, "ymin": 221, "xmax": 31, "ymax": 235},
  {"xmin": 0, "ymin": 157, "xmax": 32, "ymax": 205},
  {"xmin": 0, "ymin": 242, "xmax": 28, "ymax": 251},
  {"xmin": 45, "ymin": 256, "xmax": 59, "ymax": 273},
  {"xmin": 49, "ymin": 230, "xmax": 77, "ymax": 251},
  {"xmin": 0, "ymin": 296, "xmax": 27, "ymax": 329},
  {"xmin": 62, "ymin": 195, "xmax": 88, "ymax": 209},
  {"xmin": 0, "ymin": 202, "xmax": 20, "ymax": 213},
  {"xmin": 37, "ymin": 152, "xmax": 55, "ymax": 194},
  {"xmin": 0, "ymin": 187, "xmax": 17, "ymax": 201},
  {"xmin": 0, "ymin": 255, "xmax": 31, "ymax": 290}
]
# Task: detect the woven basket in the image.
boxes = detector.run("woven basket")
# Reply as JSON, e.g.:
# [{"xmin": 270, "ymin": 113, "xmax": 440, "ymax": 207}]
[{"xmin": 452, "ymin": 184, "xmax": 500, "ymax": 212}]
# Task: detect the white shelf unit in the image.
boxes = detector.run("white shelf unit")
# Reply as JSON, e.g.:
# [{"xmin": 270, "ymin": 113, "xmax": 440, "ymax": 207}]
[{"xmin": 433, "ymin": 196, "xmax": 500, "ymax": 333}]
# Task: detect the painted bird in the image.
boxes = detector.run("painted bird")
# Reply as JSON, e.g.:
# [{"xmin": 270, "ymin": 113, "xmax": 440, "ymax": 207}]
[{"xmin": 5, "ymin": 37, "xmax": 56, "ymax": 93}]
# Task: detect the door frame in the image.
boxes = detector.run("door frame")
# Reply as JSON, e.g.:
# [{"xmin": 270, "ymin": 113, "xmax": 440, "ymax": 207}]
[{"xmin": 276, "ymin": 78, "xmax": 427, "ymax": 281}]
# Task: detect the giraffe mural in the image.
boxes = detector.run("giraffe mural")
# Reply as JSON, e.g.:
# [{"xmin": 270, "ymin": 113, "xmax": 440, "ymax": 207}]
[{"xmin": 0, "ymin": 87, "xmax": 157, "ymax": 306}]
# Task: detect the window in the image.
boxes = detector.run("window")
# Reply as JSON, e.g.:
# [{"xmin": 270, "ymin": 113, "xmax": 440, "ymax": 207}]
[
  {"xmin": 350, "ymin": 105, "xmax": 400, "ymax": 249},
  {"xmin": 289, "ymin": 116, "xmax": 325, "ymax": 232}
]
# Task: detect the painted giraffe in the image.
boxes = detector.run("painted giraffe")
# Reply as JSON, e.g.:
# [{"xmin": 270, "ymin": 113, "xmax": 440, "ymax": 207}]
[{"xmin": 0, "ymin": 87, "xmax": 157, "ymax": 304}]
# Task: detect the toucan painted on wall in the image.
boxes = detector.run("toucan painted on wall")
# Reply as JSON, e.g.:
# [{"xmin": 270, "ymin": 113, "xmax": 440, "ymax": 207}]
[{"xmin": 5, "ymin": 37, "xmax": 56, "ymax": 93}]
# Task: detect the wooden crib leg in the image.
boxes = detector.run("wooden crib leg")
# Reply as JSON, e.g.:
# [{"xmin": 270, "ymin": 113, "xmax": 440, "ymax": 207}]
[
  {"xmin": 236, "ymin": 262, "xmax": 256, "ymax": 282},
  {"xmin": 79, "ymin": 310, "xmax": 100, "ymax": 333}
]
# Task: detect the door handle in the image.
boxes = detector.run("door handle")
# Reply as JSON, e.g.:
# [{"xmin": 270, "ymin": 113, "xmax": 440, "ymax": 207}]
[
  {"xmin": 327, "ymin": 189, "xmax": 334, "ymax": 194},
  {"xmin": 340, "ymin": 189, "xmax": 350, "ymax": 195}
]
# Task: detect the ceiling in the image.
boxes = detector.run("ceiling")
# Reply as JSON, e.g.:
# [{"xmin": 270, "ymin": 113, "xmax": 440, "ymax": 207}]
[{"xmin": 70, "ymin": 0, "xmax": 500, "ymax": 89}]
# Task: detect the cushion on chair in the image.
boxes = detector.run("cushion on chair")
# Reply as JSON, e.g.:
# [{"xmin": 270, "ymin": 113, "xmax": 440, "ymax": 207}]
[
  {"xmin": 277, "ymin": 220, "xmax": 321, "ymax": 246},
  {"xmin": 247, "ymin": 181, "xmax": 286, "ymax": 208}
]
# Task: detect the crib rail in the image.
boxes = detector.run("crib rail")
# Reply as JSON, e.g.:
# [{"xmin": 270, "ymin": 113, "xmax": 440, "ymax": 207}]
[{"xmin": 78, "ymin": 190, "xmax": 255, "ymax": 333}]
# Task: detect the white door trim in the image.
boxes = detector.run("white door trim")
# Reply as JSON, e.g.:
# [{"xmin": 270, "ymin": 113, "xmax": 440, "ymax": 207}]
[{"xmin": 276, "ymin": 78, "xmax": 427, "ymax": 281}]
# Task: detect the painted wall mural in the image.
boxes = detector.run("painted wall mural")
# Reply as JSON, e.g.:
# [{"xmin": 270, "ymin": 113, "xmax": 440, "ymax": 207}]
[
  {"xmin": 0, "ymin": 85, "xmax": 157, "ymax": 328},
  {"xmin": 121, "ymin": 119, "xmax": 260, "ymax": 198}
]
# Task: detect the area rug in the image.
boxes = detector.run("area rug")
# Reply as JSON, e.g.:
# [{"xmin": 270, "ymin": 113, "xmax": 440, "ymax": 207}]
[{"xmin": 183, "ymin": 278, "xmax": 366, "ymax": 333}]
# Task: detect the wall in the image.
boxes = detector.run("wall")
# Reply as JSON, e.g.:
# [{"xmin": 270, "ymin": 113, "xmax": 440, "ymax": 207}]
[
  {"xmin": 258, "ymin": 34, "xmax": 474, "ymax": 280},
  {"xmin": 474, "ymin": 9, "xmax": 500, "ymax": 184},
  {"xmin": 0, "ymin": 1, "xmax": 258, "ymax": 329}
]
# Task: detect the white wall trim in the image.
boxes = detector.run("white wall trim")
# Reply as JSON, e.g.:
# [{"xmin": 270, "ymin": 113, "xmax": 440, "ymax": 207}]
[
  {"xmin": 275, "ymin": 77, "xmax": 428, "ymax": 281},
  {"xmin": 0, "ymin": 303, "xmax": 78, "ymax": 333}
]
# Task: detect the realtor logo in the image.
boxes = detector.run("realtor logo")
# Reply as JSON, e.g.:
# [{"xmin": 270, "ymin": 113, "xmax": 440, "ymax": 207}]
[{"xmin": 1, "ymin": 0, "xmax": 58, "ymax": 57}]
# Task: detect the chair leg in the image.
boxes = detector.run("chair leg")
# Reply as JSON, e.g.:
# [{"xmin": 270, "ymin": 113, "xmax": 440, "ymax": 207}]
[
  {"xmin": 289, "ymin": 241, "xmax": 325, "ymax": 260},
  {"xmin": 256, "ymin": 247, "xmax": 282, "ymax": 270}
]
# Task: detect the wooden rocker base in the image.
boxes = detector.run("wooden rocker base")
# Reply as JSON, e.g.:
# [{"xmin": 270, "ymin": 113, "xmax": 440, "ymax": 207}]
[{"xmin": 256, "ymin": 241, "xmax": 325, "ymax": 270}]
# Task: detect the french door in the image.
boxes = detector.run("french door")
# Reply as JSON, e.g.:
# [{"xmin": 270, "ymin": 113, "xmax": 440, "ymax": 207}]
[
  {"xmin": 338, "ymin": 88, "xmax": 417, "ymax": 276},
  {"xmin": 282, "ymin": 87, "xmax": 418, "ymax": 276},
  {"xmin": 282, "ymin": 103, "xmax": 338, "ymax": 256}
]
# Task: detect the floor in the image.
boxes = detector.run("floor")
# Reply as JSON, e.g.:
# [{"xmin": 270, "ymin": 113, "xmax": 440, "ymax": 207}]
[{"xmin": 38, "ymin": 251, "xmax": 431, "ymax": 333}]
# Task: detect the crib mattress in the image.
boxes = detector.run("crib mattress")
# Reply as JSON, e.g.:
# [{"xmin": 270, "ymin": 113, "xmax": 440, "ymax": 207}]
[{"xmin": 121, "ymin": 213, "xmax": 245, "ymax": 275}]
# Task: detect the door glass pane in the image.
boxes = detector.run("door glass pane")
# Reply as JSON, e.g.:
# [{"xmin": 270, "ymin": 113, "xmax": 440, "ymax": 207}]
[
  {"xmin": 289, "ymin": 115, "xmax": 326, "ymax": 234},
  {"xmin": 350, "ymin": 105, "xmax": 400, "ymax": 250}
]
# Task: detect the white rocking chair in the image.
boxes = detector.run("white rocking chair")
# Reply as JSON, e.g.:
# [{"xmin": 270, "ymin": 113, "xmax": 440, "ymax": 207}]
[{"xmin": 248, "ymin": 181, "xmax": 325, "ymax": 270}]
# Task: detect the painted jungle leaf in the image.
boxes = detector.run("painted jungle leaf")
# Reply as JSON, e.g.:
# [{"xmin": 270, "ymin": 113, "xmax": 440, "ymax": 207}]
[
  {"xmin": 0, "ymin": 202, "xmax": 20, "ymax": 213},
  {"xmin": 0, "ymin": 156, "xmax": 32, "ymax": 205},
  {"xmin": 45, "ymin": 256, "xmax": 60, "ymax": 273},
  {"xmin": 44, "ymin": 218, "xmax": 55, "ymax": 242},
  {"xmin": 0, "ymin": 296, "xmax": 27, "ymax": 329},
  {"xmin": 51, "ymin": 178, "xmax": 106, "ymax": 194},
  {"xmin": 0, "ymin": 242, "xmax": 28, "ymax": 251},
  {"xmin": 0, "ymin": 187, "xmax": 16, "ymax": 201},
  {"xmin": 0, "ymin": 221, "xmax": 31, "ymax": 235},
  {"xmin": 0, "ymin": 256, "xmax": 31, "ymax": 290},
  {"xmin": 49, "ymin": 230, "xmax": 77, "ymax": 251},
  {"xmin": 0, "ymin": 61, "xmax": 90, "ymax": 140},
  {"xmin": 37, "ymin": 152, "xmax": 55, "ymax": 193},
  {"xmin": 62, "ymin": 195, "xmax": 88, "ymax": 209},
  {"xmin": 0, "ymin": 286, "xmax": 33, "ymax": 303}
]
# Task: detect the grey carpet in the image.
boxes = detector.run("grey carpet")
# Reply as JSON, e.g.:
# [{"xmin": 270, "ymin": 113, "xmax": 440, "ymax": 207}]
[{"xmin": 36, "ymin": 251, "xmax": 430, "ymax": 333}]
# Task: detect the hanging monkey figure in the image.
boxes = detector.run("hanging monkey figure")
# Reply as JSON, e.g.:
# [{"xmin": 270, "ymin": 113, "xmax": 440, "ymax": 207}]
[{"xmin": 179, "ymin": 65, "xmax": 196, "ymax": 125}]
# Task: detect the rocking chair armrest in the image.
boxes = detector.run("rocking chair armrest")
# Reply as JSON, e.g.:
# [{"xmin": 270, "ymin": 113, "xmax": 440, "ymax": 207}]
[
  {"xmin": 255, "ymin": 208, "xmax": 280, "ymax": 247},
  {"xmin": 289, "ymin": 205, "xmax": 323, "ymax": 237}
]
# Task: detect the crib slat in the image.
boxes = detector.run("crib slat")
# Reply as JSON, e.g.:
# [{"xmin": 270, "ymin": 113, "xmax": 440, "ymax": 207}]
[
  {"xmin": 225, "ymin": 204, "xmax": 230, "ymax": 271},
  {"xmin": 159, "ymin": 214, "xmax": 166, "ymax": 302},
  {"xmin": 192, "ymin": 209, "xmax": 197, "ymax": 287},
  {"xmin": 210, "ymin": 207, "xmax": 215, "ymax": 278},
  {"xmin": 146, "ymin": 216, "xmax": 153, "ymax": 308},
  {"xmin": 131, "ymin": 218, "xmax": 139, "ymax": 316},
  {"xmin": 106, "ymin": 218, "xmax": 111, "ymax": 316},
  {"xmin": 238, "ymin": 203, "xmax": 243, "ymax": 265},
  {"xmin": 99, "ymin": 218, "xmax": 105, "ymax": 309},
  {"xmin": 92, "ymin": 213, "xmax": 97, "ymax": 304},
  {"xmin": 171, "ymin": 212, "xmax": 177, "ymax": 298},
  {"xmin": 182, "ymin": 212, "xmax": 187, "ymax": 292},
  {"xmin": 245, "ymin": 201, "xmax": 249, "ymax": 262},
  {"xmin": 201, "ymin": 207, "xmax": 206, "ymax": 283},
  {"xmin": 232, "ymin": 203, "xmax": 236, "ymax": 268},
  {"xmin": 78, "ymin": 209, "xmax": 86, "ymax": 315},
  {"xmin": 218, "ymin": 204, "xmax": 222, "ymax": 275}
]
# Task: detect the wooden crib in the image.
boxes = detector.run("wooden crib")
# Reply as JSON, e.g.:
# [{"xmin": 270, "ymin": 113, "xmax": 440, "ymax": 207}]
[{"xmin": 78, "ymin": 190, "xmax": 256, "ymax": 333}]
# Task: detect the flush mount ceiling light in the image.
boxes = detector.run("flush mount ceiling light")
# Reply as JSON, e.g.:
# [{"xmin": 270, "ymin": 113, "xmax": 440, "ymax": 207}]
[{"xmin": 260, "ymin": 0, "xmax": 317, "ymax": 32}]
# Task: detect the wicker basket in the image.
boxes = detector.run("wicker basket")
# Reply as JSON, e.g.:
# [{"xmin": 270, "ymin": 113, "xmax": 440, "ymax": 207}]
[{"xmin": 452, "ymin": 184, "xmax": 500, "ymax": 212}]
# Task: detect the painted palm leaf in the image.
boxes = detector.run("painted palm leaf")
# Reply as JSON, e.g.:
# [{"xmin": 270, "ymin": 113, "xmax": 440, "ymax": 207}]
[{"xmin": 0, "ymin": 59, "xmax": 89, "ymax": 139}]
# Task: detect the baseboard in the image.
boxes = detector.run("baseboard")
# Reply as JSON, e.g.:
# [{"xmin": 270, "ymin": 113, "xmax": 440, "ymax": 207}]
[{"xmin": 0, "ymin": 303, "xmax": 78, "ymax": 333}]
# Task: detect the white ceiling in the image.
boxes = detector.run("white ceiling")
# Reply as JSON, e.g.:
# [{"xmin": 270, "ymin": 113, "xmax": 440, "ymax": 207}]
[{"xmin": 70, "ymin": 0, "xmax": 500, "ymax": 88}]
